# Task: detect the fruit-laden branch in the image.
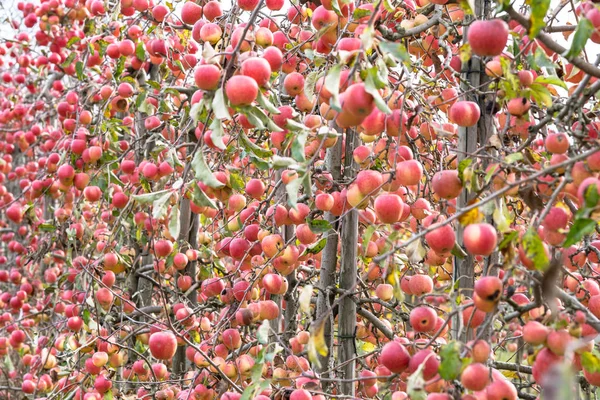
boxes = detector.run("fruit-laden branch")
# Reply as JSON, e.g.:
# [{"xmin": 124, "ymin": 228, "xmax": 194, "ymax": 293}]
[
  {"xmin": 356, "ymin": 307, "xmax": 394, "ymax": 340},
  {"xmin": 507, "ymin": 6, "xmax": 600, "ymax": 78},
  {"xmin": 556, "ymin": 288, "xmax": 600, "ymax": 333},
  {"xmin": 374, "ymin": 146, "xmax": 600, "ymax": 263},
  {"xmin": 377, "ymin": 5, "xmax": 443, "ymax": 41}
]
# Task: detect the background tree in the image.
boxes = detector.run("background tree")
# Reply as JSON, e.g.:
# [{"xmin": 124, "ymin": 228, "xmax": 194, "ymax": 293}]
[{"xmin": 1, "ymin": 0, "xmax": 600, "ymax": 399}]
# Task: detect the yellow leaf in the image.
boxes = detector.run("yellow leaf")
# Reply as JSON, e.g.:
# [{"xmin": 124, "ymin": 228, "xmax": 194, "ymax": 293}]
[
  {"xmin": 459, "ymin": 43, "xmax": 471, "ymax": 64},
  {"xmin": 458, "ymin": 201, "xmax": 484, "ymax": 226},
  {"xmin": 307, "ymin": 319, "xmax": 328, "ymax": 368}
]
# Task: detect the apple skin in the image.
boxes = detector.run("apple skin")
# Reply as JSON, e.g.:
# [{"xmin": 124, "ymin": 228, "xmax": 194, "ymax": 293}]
[
  {"xmin": 148, "ymin": 331, "xmax": 178, "ymax": 360},
  {"xmin": 467, "ymin": 19, "xmax": 509, "ymax": 56},
  {"xmin": 461, "ymin": 362, "xmax": 490, "ymax": 391},
  {"xmin": 448, "ymin": 101, "xmax": 481, "ymax": 127},
  {"xmin": 379, "ymin": 341, "xmax": 411, "ymax": 373},
  {"xmin": 225, "ymin": 75, "xmax": 259, "ymax": 106},
  {"xmin": 463, "ymin": 223, "xmax": 497, "ymax": 256},
  {"xmin": 431, "ymin": 170, "xmax": 462, "ymax": 199}
]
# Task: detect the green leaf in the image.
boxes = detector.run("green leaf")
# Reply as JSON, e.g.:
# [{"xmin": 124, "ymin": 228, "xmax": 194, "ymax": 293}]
[
  {"xmin": 459, "ymin": 0, "xmax": 474, "ymax": 14},
  {"xmin": 272, "ymin": 156, "xmax": 297, "ymax": 169},
  {"xmin": 208, "ymin": 119, "xmax": 226, "ymax": 150},
  {"xmin": 458, "ymin": 158, "xmax": 473, "ymax": 184},
  {"xmin": 291, "ymin": 129, "xmax": 308, "ymax": 162},
  {"xmin": 362, "ymin": 225, "xmax": 376, "ymax": 254},
  {"xmin": 191, "ymin": 183, "xmax": 218, "ymax": 209},
  {"xmin": 75, "ymin": 61, "xmax": 84, "ymax": 81},
  {"xmin": 256, "ymin": 90, "xmax": 280, "ymax": 114},
  {"xmin": 60, "ymin": 52, "xmax": 77, "ymax": 68},
  {"xmin": 132, "ymin": 189, "xmax": 172, "ymax": 204},
  {"xmin": 286, "ymin": 176, "xmax": 303, "ymax": 209},
  {"xmin": 364, "ymin": 70, "xmax": 392, "ymax": 115},
  {"xmin": 438, "ymin": 342, "xmax": 462, "ymax": 380},
  {"xmin": 563, "ymin": 218, "xmax": 597, "ymax": 247},
  {"xmin": 382, "ymin": 0, "xmax": 394, "ymax": 13},
  {"xmin": 192, "ymin": 150, "xmax": 225, "ymax": 188},
  {"xmin": 451, "ymin": 243, "xmax": 467, "ymax": 260},
  {"xmin": 39, "ymin": 223, "xmax": 56, "ymax": 232},
  {"xmin": 67, "ymin": 36, "xmax": 81, "ymax": 48},
  {"xmin": 135, "ymin": 41, "xmax": 146, "ymax": 61},
  {"xmin": 212, "ymin": 88, "xmax": 231, "ymax": 120},
  {"xmin": 229, "ymin": 171, "xmax": 245, "ymax": 191},
  {"xmin": 304, "ymin": 237, "xmax": 327, "ymax": 255},
  {"xmin": 82, "ymin": 309, "xmax": 91, "ymax": 325},
  {"xmin": 257, "ymin": 319, "xmax": 270, "ymax": 345},
  {"xmin": 104, "ymin": 390, "xmax": 114, "ymax": 400},
  {"xmin": 522, "ymin": 228, "xmax": 549, "ymax": 270},
  {"xmin": 242, "ymin": 107, "xmax": 266, "ymax": 130},
  {"xmin": 304, "ymin": 71, "xmax": 321, "ymax": 100},
  {"xmin": 505, "ymin": 152, "xmax": 523, "ymax": 164},
  {"xmin": 528, "ymin": 0, "xmax": 551, "ymax": 38},
  {"xmin": 564, "ymin": 18, "xmax": 593, "ymax": 59},
  {"xmin": 307, "ymin": 219, "xmax": 332, "ymax": 233},
  {"xmin": 325, "ymin": 63, "xmax": 342, "ymax": 112},
  {"xmin": 239, "ymin": 132, "xmax": 273, "ymax": 158},
  {"xmin": 534, "ymin": 75, "xmax": 567, "ymax": 90},
  {"xmin": 499, "ymin": 230, "xmax": 518, "ymax": 250},
  {"xmin": 582, "ymin": 351, "xmax": 600, "ymax": 373},
  {"xmin": 169, "ymin": 204, "xmax": 180, "ymax": 239},
  {"xmin": 585, "ymin": 183, "xmax": 600, "ymax": 209},
  {"xmin": 352, "ymin": 8, "xmax": 371, "ymax": 20},
  {"xmin": 529, "ymin": 83, "xmax": 553, "ymax": 107},
  {"xmin": 379, "ymin": 41, "xmax": 409, "ymax": 63},
  {"xmin": 152, "ymin": 191, "xmax": 172, "ymax": 219}
]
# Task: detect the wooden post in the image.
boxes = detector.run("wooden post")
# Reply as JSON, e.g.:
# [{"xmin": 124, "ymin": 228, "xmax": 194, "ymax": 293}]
[
  {"xmin": 337, "ymin": 129, "xmax": 359, "ymax": 396},
  {"xmin": 315, "ymin": 126, "xmax": 343, "ymax": 377}
]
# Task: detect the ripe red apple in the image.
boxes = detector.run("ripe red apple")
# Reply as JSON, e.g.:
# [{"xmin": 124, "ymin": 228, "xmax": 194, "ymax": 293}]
[
  {"xmin": 409, "ymin": 306, "xmax": 437, "ymax": 332},
  {"xmin": 545, "ymin": 132, "xmax": 569, "ymax": 154},
  {"xmin": 448, "ymin": 100, "xmax": 480, "ymax": 127},
  {"xmin": 181, "ymin": 1, "xmax": 203, "ymax": 25},
  {"xmin": 431, "ymin": 170, "xmax": 462, "ymax": 199},
  {"xmin": 225, "ymin": 75, "xmax": 259, "ymax": 106},
  {"xmin": 463, "ymin": 223, "xmax": 497, "ymax": 256},
  {"xmin": 461, "ymin": 363, "xmax": 490, "ymax": 391},
  {"xmin": 379, "ymin": 341, "xmax": 411, "ymax": 373},
  {"xmin": 408, "ymin": 349, "xmax": 439, "ymax": 380},
  {"xmin": 374, "ymin": 194, "xmax": 404, "ymax": 224},
  {"xmin": 467, "ymin": 19, "xmax": 509, "ymax": 56},
  {"xmin": 149, "ymin": 331, "xmax": 178, "ymax": 360},
  {"xmin": 240, "ymin": 57, "xmax": 272, "ymax": 88},
  {"xmin": 194, "ymin": 64, "xmax": 221, "ymax": 91},
  {"xmin": 522, "ymin": 320, "xmax": 549, "ymax": 345}
]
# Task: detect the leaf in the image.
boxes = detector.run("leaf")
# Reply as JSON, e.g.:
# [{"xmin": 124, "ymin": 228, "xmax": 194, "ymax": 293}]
[
  {"xmin": 60, "ymin": 52, "xmax": 77, "ymax": 68},
  {"xmin": 169, "ymin": 204, "xmax": 180, "ymax": 239},
  {"xmin": 75, "ymin": 61, "xmax": 84, "ymax": 81},
  {"xmin": 135, "ymin": 41, "xmax": 146, "ymax": 61},
  {"xmin": 505, "ymin": 152, "xmax": 523, "ymax": 164},
  {"xmin": 382, "ymin": 0, "xmax": 394, "ymax": 13},
  {"xmin": 132, "ymin": 189, "xmax": 172, "ymax": 204},
  {"xmin": 304, "ymin": 237, "xmax": 327, "ymax": 255},
  {"xmin": 405, "ymin": 238, "xmax": 427, "ymax": 263},
  {"xmin": 291, "ymin": 130, "xmax": 308, "ymax": 162},
  {"xmin": 493, "ymin": 198, "xmax": 513, "ymax": 232},
  {"xmin": 256, "ymin": 90, "xmax": 280, "ymax": 114},
  {"xmin": 352, "ymin": 8, "xmax": 371, "ymax": 19},
  {"xmin": 191, "ymin": 150, "xmax": 225, "ymax": 188},
  {"xmin": 527, "ymin": 0, "xmax": 551, "ymax": 39},
  {"xmin": 451, "ymin": 242, "xmax": 468, "ymax": 259},
  {"xmin": 324, "ymin": 63, "xmax": 342, "ymax": 112},
  {"xmin": 499, "ymin": 230, "xmax": 519, "ymax": 250},
  {"xmin": 407, "ymin": 357, "xmax": 427, "ymax": 400},
  {"xmin": 458, "ymin": 158, "xmax": 473, "ymax": 184},
  {"xmin": 564, "ymin": 18, "xmax": 593, "ymax": 59},
  {"xmin": 208, "ymin": 118, "xmax": 226, "ymax": 150},
  {"xmin": 271, "ymin": 156, "xmax": 297, "ymax": 169},
  {"xmin": 529, "ymin": 83, "xmax": 553, "ymax": 107},
  {"xmin": 257, "ymin": 320, "xmax": 270, "ymax": 345},
  {"xmin": 286, "ymin": 176, "xmax": 303, "ymax": 209},
  {"xmin": 459, "ymin": 43, "xmax": 471, "ymax": 64},
  {"xmin": 563, "ymin": 218, "xmax": 597, "ymax": 247},
  {"xmin": 364, "ymin": 70, "xmax": 392, "ymax": 115},
  {"xmin": 212, "ymin": 88, "xmax": 231, "ymax": 120},
  {"xmin": 581, "ymin": 351, "xmax": 600, "ymax": 373},
  {"xmin": 39, "ymin": 223, "xmax": 56, "ymax": 232},
  {"xmin": 534, "ymin": 75, "xmax": 567, "ymax": 90},
  {"xmin": 152, "ymin": 191, "xmax": 172, "ymax": 219},
  {"xmin": 307, "ymin": 318, "xmax": 328, "ymax": 369},
  {"xmin": 239, "ymin": 132, "xmax": 273, "ymax": 158},
  {"xmin": 308, "ymin": 219, "xmax": 332, "ymax": 233},
  {"xmin": 438, "ymin": 342, "xmax": 462, "ymax": 380},
  {"xmin": 379, "ymin": 41, "xmax": 409, "ymax": 63},
  {"xmin": 191, "ymin": 183, "xmax": 218, "ymax": 209},
  {"xmin": 585, "ymin": 183, "xmax": 600, "ymax": 209},
  {"xmin": 304, "ymin": 71, "xmax": 320, "ymax": 100},
  {"xmin": 458, "ymin": 205, "xmax": 483, "ymax": 226},
  {"xmin": 522, "ymin": 228, "xmax": 549, "ymax": 271},
  {"xmin": 299, "ymin": 285, "xmax": 313, "ymax": 315},
  {"xmin": 362, "ymin": 225, "xmax": 376, "ymax": 254}
]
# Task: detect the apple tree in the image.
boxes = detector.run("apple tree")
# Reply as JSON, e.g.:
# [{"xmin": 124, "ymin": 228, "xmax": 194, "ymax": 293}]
[{"xmin": 1, "ymin": 0, "xmax": 600, "ymax": 399}]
